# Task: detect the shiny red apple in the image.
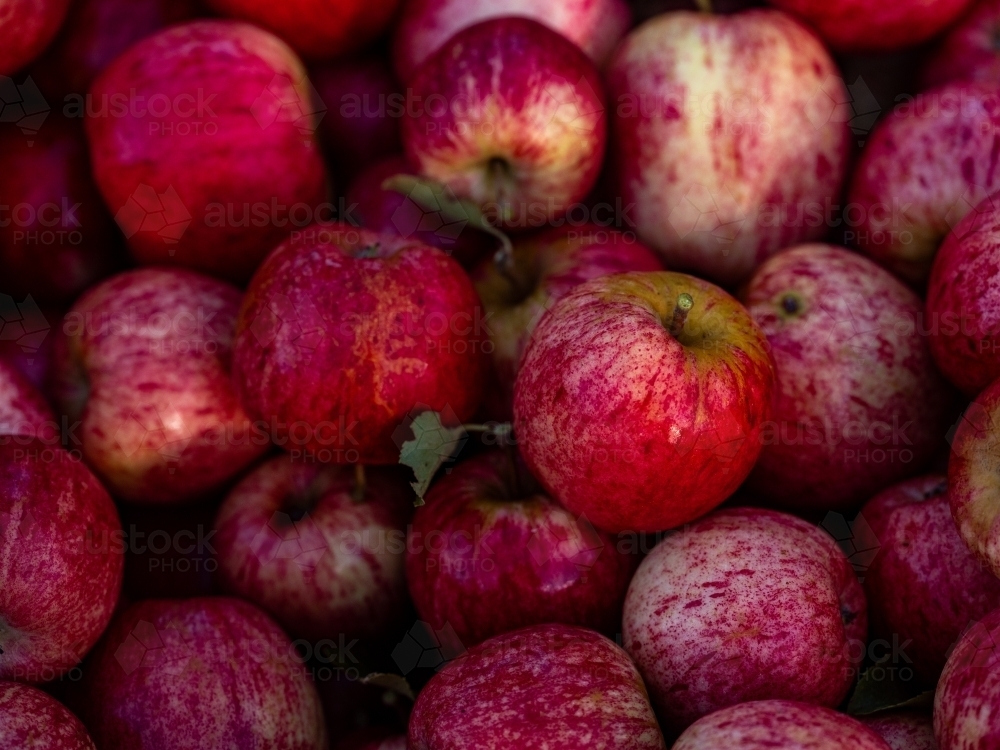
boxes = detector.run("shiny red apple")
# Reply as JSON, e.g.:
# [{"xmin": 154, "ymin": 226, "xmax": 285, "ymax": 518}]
[
  {"xmin": 85, "ymin": 20, "xmax": 328, "ymax": 284},
  {"xmin": 514, "ymin": 271, "xmax": 775, "ymax": 533},
  {"xmin": 215, "ymin": 455, "xmax": 413, "ymax": 641},
  {"xmin": 232, "ymin": 223, "xmax": 488, "ymax": 465},
  {"xmin": 401, "ymin": 18, "xmax": 607, "ymax": 229},
  {"xmin": 51, "ymin": 268, "xmax": 267, "ymax": 504},
  {"xmin": 406, "ymin": 449, "xmax": 638, "ymax": 646},
  {"xmin": 0, "ymin": 440, "xmax": 122, "ymax": 683}
]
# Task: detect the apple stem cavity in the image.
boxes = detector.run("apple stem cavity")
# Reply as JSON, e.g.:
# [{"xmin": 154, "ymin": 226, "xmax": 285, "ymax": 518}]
[
  {"xmin": 352, "ymin": 463, "xmax": 367, "ymax": 503},
  {"xmin": 667, "ymin": 293, "xmax": 694, "ymax": 338},
  {"xmin": 695, "ymin": 0, "xmax": 713, "ymax": 12}
]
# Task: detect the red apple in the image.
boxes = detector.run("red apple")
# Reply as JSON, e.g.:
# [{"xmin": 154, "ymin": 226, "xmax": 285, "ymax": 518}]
[
  {"xmin": 77, "ymin": 597, "xmax": 328, "ymax": 750},
  {"xmin": 473, "ymin": 224, "xmax": 662, "ymax": 419},
  {"xmin": 29, "ymin": 0, "xmax": 202, "ymax": 98},
  {"xmin": 605, "ymin": 9, "xmax": 850, "ymax": 286},
  {"xmin": 0, "ymin": 440, "xmax": 123, "ymax": 683},
  {"xmin": 400, "ymin": 18, "xmax": 607, "ymax": 229},
  {"xmin": 392, "ymin": 0, "xmax": 631, "ymax": 83},
  {"xmin": 923, "ymin": 0, "xmax": 1000, "ymax": 89},
  {"xmin": 673, "ymin": 701, "xmax": 892, "ymax": 750},
  {"xmin": 766, "ymin": 0, "xmax": 975, "ymax": 52},
  {"xmin": 513, "ymin": 271, "xmax": 774, "ymax": 533},
  {"xmin": 0, "ymin": 681, "xmax": 95, "ymax": 749},
  {"xmin": 934, "ymin": 606, "xmax": 1000, "ymax": 749},
  {"xmin": 205, "ymin": 0, "xmax": 400, "ymax": 60},
  {"xmin": 51, "ymin": 268, "xmax": 268, "ymax": 504},
  {"xmin": 861, "ymin": 474, "xmax": 1000, "ymax": 684},
  {"xmin": 406, "ymin": 449, "xmax": 638, "ymax": 647},
  {"xmin": 408, "ymin": 623, "xmax": 667, "ymax": 750},
  {"xmin": 85, "ymin": 19, "xmax": 328, "ymax": 284},
  {"xmin": 231, "ymin": 223, "xmax": 488, "ymax": 465},
  {"xmin": 345, "ymin": 155, "xmax": 493, "ymax": 270},
  {"xmin": 741, "ymin": 244, "xmax": 953, "ymax": 511},
  {"xmin": 0, "ymin": 116, "xmax": 117, "ymax": 306},
  {"xmin": 948, "ymin": 377, "xmax": 1000, "ymax": 579},
  {"xmin": 215, "ymin": 455, "xmax": 413, "ymax": 641},
  {"xmin": 848, "ymin": 81, "xmax": 1000, "ymax": 287},
  {"xmin": 0, "ymin": 0, "xmax": 70, "ymax": 75},
  {"xmin": 310, "ymin": 55, "xmax": 402, "ymax": 185},
  {"xmin": 862, "ymin": 712, "xmax": 936, "ymax": 750},
  {"xmin": 927, "ymin": 197, "xmax": 1000, "ymax": 395},
  {"xmin": 623, "ymin": 507, "xmax": 866, "ymax": 734},
  {"xmin": 0, "ymin": 358, "xmax": 54, "ymax": 439}
]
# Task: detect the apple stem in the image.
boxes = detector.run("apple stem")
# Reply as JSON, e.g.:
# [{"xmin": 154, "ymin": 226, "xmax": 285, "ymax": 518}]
[
  {"xmin": 695, "ymin": 0, "xmax": 713, "ymax": 12},
  {"xmin": 351, "ymin": 464, "xmax": 366, "ymax": 503},
  {"xmin": 668, "ymin": 293, "xmax": 694, "ymax": 338}
]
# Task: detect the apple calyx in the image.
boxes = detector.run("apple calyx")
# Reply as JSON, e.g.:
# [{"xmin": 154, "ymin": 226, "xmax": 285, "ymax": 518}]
[
  {"xmin": 398, "ymin": 410, "xmax": 513, "ymax": 505},
  {"xmin": 667, "ymin": 292, "xmax": 694, "ymax": 338},
  {"xmin": 779, "ymin": 292, "xmax": 804, "ymax": 317},
  {"xmin": 381, "ymin": 173, "xmax": 513, "ymax": 269},
  {"xmin": 695, "ymin": 0, "xmax": 713, "ymax": 12}
]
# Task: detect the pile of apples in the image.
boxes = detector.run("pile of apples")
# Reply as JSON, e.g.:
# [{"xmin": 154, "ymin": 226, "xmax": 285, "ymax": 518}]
[{"xmin": 8, "ymin": 0, "xmax": 1000, "ymax": 747}]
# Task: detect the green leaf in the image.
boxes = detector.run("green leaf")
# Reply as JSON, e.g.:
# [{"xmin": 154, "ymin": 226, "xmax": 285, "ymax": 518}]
[
  {"xmin": 847, "ymin": 664, "xmax": 932, "ymax": 716},
  {"xmin": 381, "ymin": 173, "xmax": 513, "ymax": 265},
  {"xmin": 360, "ymin": 672, "xmax": 415, "ymax": 702},
  {"xmin": 398, "ymin": 411, "xmax": 467, "ymax": 504}
]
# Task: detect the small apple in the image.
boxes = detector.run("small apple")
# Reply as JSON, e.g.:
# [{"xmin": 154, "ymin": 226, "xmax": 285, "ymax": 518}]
[
  {"xmin": 0, "ymin": 0, "xmax": 70, "ymax": 75},
  {"xmin": 215, "ymin": 454, "xmax": 413, "ymax": 641},
  {"xmin": 205, "ymin": 0, "xmax": 400, "ymax": 60},
  {"xmin": 408, "ymin": 623, "xmax": 667, "ymax": 750},
  {"xmin": 85, "ymin": 19, "xmax": 328, "ymax": 284},
  {"xmin": 345, "ymin": 155, "xmax": 493, "ymax": 270},
  {"xmin": 232, "ymin": 223, "xmax": 488, "ymax": 465},
  {"xmin": 766, "ymin": 0, "xmax": 975, "ymax": 52},
  {"xmin": 406, "ymin": 449, "xmax": 638, "ymax": 647},
  {"xmin": 311, "ymin": 55, "xmax": 402, "ymax": 184},
  {"xmin": 392, "ymin": 0, "xmax": 631, "ymax": 83},
  {"xmin": 741, "ymin": 244, "xmax": 954, "ymax": 512},
  {"xmin": 934, "ymin": 605, "xmax": 1000, "ymax": 749},
  {"xmin": 400, "ymin": 18, "xmax": 607, "ymax": 229},
  {"xmin": 862, "ymin": 711, "xmax": 936, "ymax": 750},
  {"xmin": 947, "ymin": 377, "xmax": 1000, "ymax": 579},
  {"xmin": 922, "ymin": 0, "xmax": 1000, "ymax": 89},
  {"xmin": 673, "ymin": 701, "xmax": 891, "ymax": 750},
  {"xmin": 0, "ymin": 440, "xmax": 123, "ymax": 683},
  {"xmin": 0, "ymin": 681, "xmax": 96, "ymax": 749},
  {"xmin": 927, "ymin": 196, "xmax": 1000, "ymax": 395},
  {"xmin": 0, "ymin": 358, "xmax": 54, "ymax": 439},
  {"xmin": 29, "ymin": 0, "xmax": 201, "ymax": 98},
  {"xmin": 848, "ymin": 81, "xmax": 1000, "ymax": 287},
  {"xmin": 861, "ymin": 474, "xmax": 1000, "ymax": 684},
  {"xmin": 0, "ymin": 116, "xmax": 117, "ymax": 306},
  {"xmin": 77, "ymin": 597, "xmax": 328, "ymax": 750},
  {"xmin": 51, "ymin": 268, "xmax": 268, "ymax": 504},
  {"xmin": 514, "ymin": 271, "xmax": 774, "ymax": 533},
  {"xmin": 623, "ymin": 507, "xmax": 866, "ymax": 734},
  {"xmin": 605, "ymin": 9, "xmax": 849, "ymax": 286},
  {"xmin": 473, "ymin": 224, "xmax": 662, "ymax": 419}
]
